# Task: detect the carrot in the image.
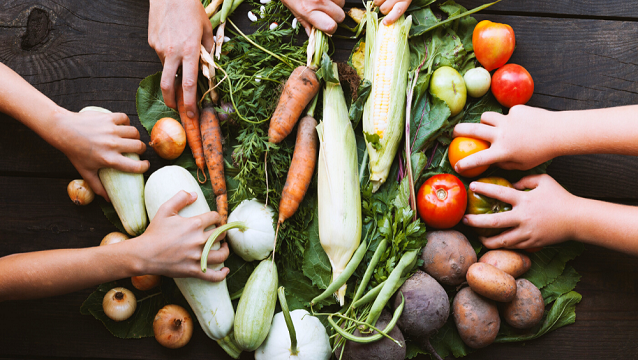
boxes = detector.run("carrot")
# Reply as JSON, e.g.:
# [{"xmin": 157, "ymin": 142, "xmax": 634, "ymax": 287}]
[
  {"xmin": 200, "ymin": 100, "xmax": 228, "ymax": 224},
  {"xmin": 268, "ymin": 66, "xmax": 320, "ymax": 144},
  {"xmin": 175, "ymin": 80, "xmax": 206, "ymax": 183},
  {"xmin": 278, "ymin": 114, "xmax": 318, "ymax": 224}
]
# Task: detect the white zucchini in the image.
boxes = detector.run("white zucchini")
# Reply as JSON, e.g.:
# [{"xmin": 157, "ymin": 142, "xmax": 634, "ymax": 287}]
[
  {"xmin": 144, "ymin": 165, "xmax": 241, "ymax": 358},
  {"xmin": 79, "ymin": 106, "xmax": 148, "ymax": 236}
]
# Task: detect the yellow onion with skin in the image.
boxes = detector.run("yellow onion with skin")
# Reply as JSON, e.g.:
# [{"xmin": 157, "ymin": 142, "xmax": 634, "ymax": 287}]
[
  {"xmin": 100, "ymin": 231, "xmax": 129, "ymax": 246},
  {"xmin": 149, "ymin": 117, "xmax": 186, "ymax": 160},
  {"xmin": 132, "ymin": 275, "xmax": 161, "ymax": 291},
  {"xmin": 67, "ymin": 179, "xmax": 95, "ymax": 205},
  {"xmin": 103, "ymin": 287, "xmax": 137, "ymax": 321},
  {"xmin": 154, "ymin": 304, "xmax": 193, "ymax": 349}
]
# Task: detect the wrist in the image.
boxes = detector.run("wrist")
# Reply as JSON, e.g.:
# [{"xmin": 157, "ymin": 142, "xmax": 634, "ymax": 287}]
[
  {"xmin": 118, "ymin": 237, "xmax": 148, "ymax": 276},
  {"xmin": 44, "ymin": 106, "xmax": 75, "ymax": 153}
]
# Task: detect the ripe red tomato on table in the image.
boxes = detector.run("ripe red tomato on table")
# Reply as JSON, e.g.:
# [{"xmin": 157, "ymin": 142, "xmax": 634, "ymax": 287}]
[
  {"xmin": 417, "ymin": 174, "xmax": 467, "ymax": 229},
  {"xmin": 448, "ymin": 137, "xmax": 491, "ymax": 178},
  {"xmin": 491, "ymin": 64, "xmax": 535, "ymax": 108},
  {"xmin": 472, "ymin": 20, "xmax": 515, "ymax": 71}
]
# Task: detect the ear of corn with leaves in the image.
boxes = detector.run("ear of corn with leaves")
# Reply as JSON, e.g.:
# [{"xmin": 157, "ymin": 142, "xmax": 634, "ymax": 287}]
[
  {"xmin": 362, "ymin": 6, "xmax": 412, "ymax": 192},
  {"xmin": 317, "ymin": 63, "xmax": 362, "ymax": 306}
]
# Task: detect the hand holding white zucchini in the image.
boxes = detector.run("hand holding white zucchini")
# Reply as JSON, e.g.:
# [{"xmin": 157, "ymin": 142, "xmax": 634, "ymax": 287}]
[{"xmin": 144, "ymin": 165, "xmax": 241, "ymax": 358}]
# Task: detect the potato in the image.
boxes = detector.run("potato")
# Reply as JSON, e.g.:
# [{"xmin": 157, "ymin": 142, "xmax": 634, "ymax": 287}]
[
  {"xmin": 466, "ymin": 262, "xmax": 517, "ymax": 302},
  {"xmin": 453, "ymin": 287, "xmax": 500, "ymax": 349},
  {"xmin": 479, "ymin": 250, "xmax": 531, "ymax": 278},
  {"xmin": 503, "ymin": 279, "xmax": 545, "ymax": 329},
  {"xmin": 421, "ymin": 230, "xmax": 477, "ymax": 286}
]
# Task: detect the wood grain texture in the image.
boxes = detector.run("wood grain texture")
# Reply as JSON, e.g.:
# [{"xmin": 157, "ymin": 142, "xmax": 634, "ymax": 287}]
[{"xmin": 456, "ymin": 0, "xmax": 638, "ymax": 19}]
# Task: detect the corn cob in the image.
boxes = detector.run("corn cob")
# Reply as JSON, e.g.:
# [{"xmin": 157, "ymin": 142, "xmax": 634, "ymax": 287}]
[{"xmin": 362, "ymin": 7, "xmax": 412, "ymax": 192}]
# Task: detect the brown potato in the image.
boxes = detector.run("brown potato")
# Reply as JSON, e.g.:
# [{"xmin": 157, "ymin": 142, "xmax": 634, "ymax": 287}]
[
  {"xmin": 466, "ymin": 262, "xmax": 517, "ymax": 302},
  {"xmin": 503, "ymin": 279, "xmax": 545, "ymax": 329},
  {"xmin": 421, "ymin": 230, "xmax": 477, "ymax": 286},
  {"xmin": 479, "ymin": 250, "xmax": 531, "ymax": 278},
  {"xmin": 453, "ymin": 287, "xmax": 500, "ymax": 349}
]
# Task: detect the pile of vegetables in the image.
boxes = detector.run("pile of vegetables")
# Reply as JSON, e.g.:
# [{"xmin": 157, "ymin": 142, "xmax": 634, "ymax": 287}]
[{"xmin": 79, "ymin": 0, "xmax": 585, "ymax": 359}]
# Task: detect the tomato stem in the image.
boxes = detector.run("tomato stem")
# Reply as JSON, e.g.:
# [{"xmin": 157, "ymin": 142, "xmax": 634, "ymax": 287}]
[{"xmin": 436, "ymin": 188, "xmax": 448, "ymax": 201}]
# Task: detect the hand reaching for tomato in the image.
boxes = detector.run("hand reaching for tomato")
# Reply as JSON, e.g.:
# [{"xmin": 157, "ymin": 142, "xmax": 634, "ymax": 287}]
[
  {"xmin": 463, "ymin": 174, "xmax": 576, "ymax": 250},
  {"xmin": 452, "ymin": 106, "xmax": 557, "ymax": 175}
]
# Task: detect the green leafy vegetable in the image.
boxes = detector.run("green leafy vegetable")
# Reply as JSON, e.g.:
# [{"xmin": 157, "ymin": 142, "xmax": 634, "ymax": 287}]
[
  {"xmin": 302, "ymin": 211, "xmax": 333, "ymax": 290},
  {"xmin": 541, "ymin": 265, "xmax": 581, "ymax": 304}
]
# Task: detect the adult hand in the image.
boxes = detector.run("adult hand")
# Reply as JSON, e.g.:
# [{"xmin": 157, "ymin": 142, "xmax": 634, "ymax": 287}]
[
  {"xmin": 452, "ymin": 105, "xmax": 556, "ymax": 174},
  {"xmin": 148, "ymin": 0, "xmax": 214, "ymax": 118},
  {"xmin": 54, "ymin": 110, "xmax": 149, "ymax": 201},
  {"xmin": 136, "ymin": 191, "xmax": 230, "ymax": 282},
  {"xmin": 463, "ymin": 174, "xmax": 577, "ymax": 250},
  {"xmin": 282, "ymin": 0, "xmax": 346, "ymax": 36},
  {"xmin": 374, "ymin": 0, "xmax": 412, "ymax": 25}
]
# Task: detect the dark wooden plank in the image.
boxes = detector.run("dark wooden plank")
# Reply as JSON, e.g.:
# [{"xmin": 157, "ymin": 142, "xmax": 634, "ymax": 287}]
[{"xmin": 456, "ymin": 0, "xmax": 638, "ymax": 20}]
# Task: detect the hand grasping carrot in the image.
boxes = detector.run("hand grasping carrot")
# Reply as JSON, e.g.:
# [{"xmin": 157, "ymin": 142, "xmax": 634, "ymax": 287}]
[
  {"xmin": 176, "ymin": 78, "xmax": 207, "ymax": 182},
  {"xmin": 200, "ymin": 98, "xmax": 228, "ymax": 224}
]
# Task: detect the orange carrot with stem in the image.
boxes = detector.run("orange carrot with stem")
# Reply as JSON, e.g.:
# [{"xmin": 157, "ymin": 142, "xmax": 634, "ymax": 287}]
[
  {"xmin": 200, "ymin": 96, "xmax": 228, "ymax": 224},
  {"xmin": 176, "ymin": 79, "xmax": 206, "ymax": 183},
  {"xmin": 274, "ymin": 94, "xmax": 319, "ymax": 248}
]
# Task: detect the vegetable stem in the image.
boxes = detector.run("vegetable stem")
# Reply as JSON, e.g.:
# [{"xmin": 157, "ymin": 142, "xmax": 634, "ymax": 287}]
[
  {"xmin": 420, "ymin": 0, "xmax": 501, "ymax": 34},
  {"xmin": 365, "ymin": 250, "xmax": 418, "ymax": 327},
  {"xmin": 210, "ymin": 0, "xmax": 244, "ymax": 28},
  {"xmin": 306, "ymin": 92, "xmax": 319, "ymax": 119},
  {"xmin": 228, "ymin": 20, "xmax": 303, "ymax": 68},
  {"xmin": 201, "ymin": 221, "xmax": 248, "ymax": 272},
  {"xmin": 352, "ymin": 280, "xmax": 385, "ymax": 308},
  {"xmin": 219, "ymin": 0, "xmax": 233, "ymax": 23},
  {"xmin": 278, "ymin": 287, "xmax": 299, "ymax": 355},
  {"xmin": 352, "ymin": 239, "xmax": 387, "ymax": 304},
  {"xmin": 311, "ymin": 30, "xmax": 329, "ymax": 69},
  {"xmin": 310, "ymin": 240, "xmax": 367, "ymax": 306}
]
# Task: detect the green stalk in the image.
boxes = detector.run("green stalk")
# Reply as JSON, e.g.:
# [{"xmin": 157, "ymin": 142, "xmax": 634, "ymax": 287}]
[
  {"xmin": 217, "ymin": 332, "xmax": 243, "ymax": 359},
  {"xmin": 352, "ymin": 239, "xmax": 387, "ymax": 304},
  {"xmin": 278, "ymin": 287, "xmax": 299, "ymax": 355},
  {"xmin": 310, "ymin": 30, "xmax": 328, "ymax": 69},
  {"xmin": 210, "ymin": 0, "xmax": 244, "ymax": 29},
  {"xmin": 311, "ymin": 240, "xmax": 367, "ymax": 306},
  {"xmin": 228, "ymin": 20, "xmax": 302, "ymax": 68},
  {"xmin": 365, "ymin": 250, "xmax": 417, "ymax": 327},
  {"xmin": 201, "ymin": 221, "xmax": 248, "ymax": 272},
  {"xmin": 219, "ymin": 0, "xmax": 233, "ymax": 23},
  {"xmin": 352, "ymin": 280, "xmax": 385, "ymax": 309},
  {"xmin": 306, "ymin": 92, "xmax": 319, "ymax": 118},
  {"xmin": 420, "ymin": 0, "xmax": 501, "ymax": 34}
]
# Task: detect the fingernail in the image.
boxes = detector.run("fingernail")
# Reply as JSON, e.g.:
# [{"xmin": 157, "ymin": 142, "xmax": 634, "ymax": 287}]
[
  {"xmin": 189, "ymin": 191, "xmax": 198, "ymax": 199},
  {"xmin": 469, "ymin": 183, "xmax": 476, "ymax": 191},
  {"xmin": 462, "ymin": 216, "xmax": 468, "ymax": 224},
  {"xmin": 187, "ymin": 111, "xmax": 195, "ymax": 118}
]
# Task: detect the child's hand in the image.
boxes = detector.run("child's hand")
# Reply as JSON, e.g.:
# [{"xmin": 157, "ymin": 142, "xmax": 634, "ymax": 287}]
[
  {"xmin": 463, "ymin": 174, "xmax": 577, "ymax": 250},
  {"xmin": 375, "ymin": 0, "xmax": 412, "ymax": 25},
  {"xmin": 282, "ymin": 0, "xmax": 346, "ymax": 35},
  {"xmin": 54, "ymin": 110, "xmax": 149, "ymax": 201},
  {"xmin": 452, "ymin": 105, "xmax": 556, "ymax": 174},
  {"xmin": 135, "ymin": 191, "xmax": 230, "ymax": 282}
]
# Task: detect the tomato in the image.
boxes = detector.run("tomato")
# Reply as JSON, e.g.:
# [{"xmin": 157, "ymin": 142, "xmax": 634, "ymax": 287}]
[
  {"xmin": 472, "ymin": 20, "xmax": 515, "ymax": 71},
  {"xmin": 463, "ymin": 67, "xmax": 491, "ymax": 98},
  {"xmin": 430, "ymin": 66, "xmax": 467, "ymax": 116},
  {"xmin": 417, "ymin": 174, "xmax": 467, "ymax": 229},
  {"xmin": 491, "ymin": 64, "xmax": 534, "ymax": 108},
  {"xmin": 466, "ymin": 177, "xmax": 514, "ymax": 237},
  {"xmin": 448, "ymin": 137, "xmax": 491, "ymax": 178}
]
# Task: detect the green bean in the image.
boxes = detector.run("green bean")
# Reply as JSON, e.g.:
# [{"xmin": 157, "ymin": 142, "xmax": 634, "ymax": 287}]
[
  {"xmin": 311, "ymin": 240, "xmax": 368, "ymax": 306},
  {"xmin": 352, "ymin": 280, "xmax": 386, "ymax": 309},
  {"xmin": 201, "ymin": 221, "xmax": 247, "ymax": 272},
  {"xmin": 352, "ymin": 239, "xmax": 387, "ymax": 304},
  {"xmin": 328, "ymin": 293, "xmax": 405, "ymax": 345},
  {"xmin": 219, "ymin": 0, "xmax": 233, "ymax": 23},
  {"xmin": 365, "ymin": 250, "xmax": 418, "ymax": 327}
]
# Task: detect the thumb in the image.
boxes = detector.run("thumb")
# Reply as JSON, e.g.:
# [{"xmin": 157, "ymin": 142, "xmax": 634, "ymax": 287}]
[
  {"xmin": 82, "ymin": 170, "xmax": 109, "ymax": 202},
  {"xmin": 158, "ymin": 191, "xmax": 197, "ymax": 217},
  {"xmin": 200, "ymin": 267, "xmax": 230, "ymax": 282},
  {"xmin": 514, "ymin": 175, "xmax": 543, "ymax": 190}
]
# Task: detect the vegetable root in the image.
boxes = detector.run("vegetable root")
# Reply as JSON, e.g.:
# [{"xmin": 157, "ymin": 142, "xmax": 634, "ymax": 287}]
[
  {"xmin": 200, "ymin": 101, "xmax": 228, "ymax": 224},
  {"xmin": 176, "ymin": 80, "xmax": 206, "ymax": 183},
  {"xmin": 268, "ymin": 66, "xmax": 320, "ymax": 144}
]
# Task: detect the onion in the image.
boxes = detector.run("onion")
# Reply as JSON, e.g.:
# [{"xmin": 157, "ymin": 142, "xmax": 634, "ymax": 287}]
[
  {"xmin": 217, "ymin": 102, "xmax": 235, "ymax": 124},
  {"xmin": 153, "ymin": 304, "xmax": 193, "ymax": 349},
  {"xmin": 149, "ymin": 118, "xmax": 186, "ymax": 160},
  {"xmin": 131, "ymin": 274, "xmax": 161, "ymax": 291},
  {"xmin": 100, "ymin": 231, "xmax": 129, "ymax": 246},
  {"xmin": 67, "ymin": 179, "xmax": 95, "ymax": 205},
  {"xmin": 103, "ymin": 287, "xmax": 137, "ymax": 321}
]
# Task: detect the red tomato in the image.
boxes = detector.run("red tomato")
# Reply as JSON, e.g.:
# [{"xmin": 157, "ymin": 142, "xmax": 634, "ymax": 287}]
[
  {"xmin": 491, "ymin": 64, "xmax": 534, "ymax": 108},
  {"xmin": 417, "ymin": 174, "xmax": 467, "ymax": 229},
  {"xmin": 472, "ymin": 20, "xmax": 515, "ymax": 71},
  {"xmin": 448, "ymin": 137, "xmax": 491, "ymax": 178}
]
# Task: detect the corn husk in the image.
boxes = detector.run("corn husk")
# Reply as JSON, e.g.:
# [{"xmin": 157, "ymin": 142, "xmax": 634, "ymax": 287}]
[
  {"xmin": 317, "ymin": 63, "xmax": 362, "ymax": 306},
  {"xmin": 362, "ymin": 8, "xmax": 412, "ymax": 192}
]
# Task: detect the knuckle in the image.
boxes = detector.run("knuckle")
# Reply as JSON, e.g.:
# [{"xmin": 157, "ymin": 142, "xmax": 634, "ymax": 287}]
[
  {"xmin": 160, "ymin": 79, "xmax": 173, "ymax": 92},
  {"xmin": 182, "ymin": 77, "xmax": 197, "ymax": 89},
  {"xmin": 164, "ymin": 45, "xmax": 177, "ymax": 57},
  {"xmin": 489, "ymin": 217, "xmax": 500, "ymax": 228}
]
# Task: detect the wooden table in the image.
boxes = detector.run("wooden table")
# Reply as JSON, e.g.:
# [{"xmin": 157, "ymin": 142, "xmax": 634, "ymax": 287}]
[{"xmin": 1, "ymin": 0, "xmax": 637, "ymax": 359}]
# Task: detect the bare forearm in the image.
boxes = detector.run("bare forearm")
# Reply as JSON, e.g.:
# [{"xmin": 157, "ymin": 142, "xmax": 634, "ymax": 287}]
[
  {"xmin": 0, "ymin": 242, "xmax": 142, "ymax": 302},
  {"xmin": 548, "ymin": 105, "xmax": 638, "ymax": 158},
  {"xmin": 570, "ymin": 197, "xmax": 638, "ymax": 256}
]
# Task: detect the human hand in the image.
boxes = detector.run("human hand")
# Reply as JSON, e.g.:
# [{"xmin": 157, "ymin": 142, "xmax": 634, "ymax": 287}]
[
  {"xmin": 463, "ymin": 174, "xmax": 577, "ymax": 250},
  {"xmin": 136, "ymin": 191, "xmax": 230, "ymax": 282},
  {"xmin": 452, "ymin": 105, "xmax": 556, "ymax": 174},
  {"xmin": 375, "ymin": 0, "xmax": 412, "ymax": 25},
  {"xmin": 53, "ymin": 110, "xmax": 149, "ymax": 201},
  {"xmin": 148, "ymin": 0, "xmax": 214, "ymax": 118},
  {"xmin": 282, "ymin": 0, "xmax": 346, "ymax": 36}
]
